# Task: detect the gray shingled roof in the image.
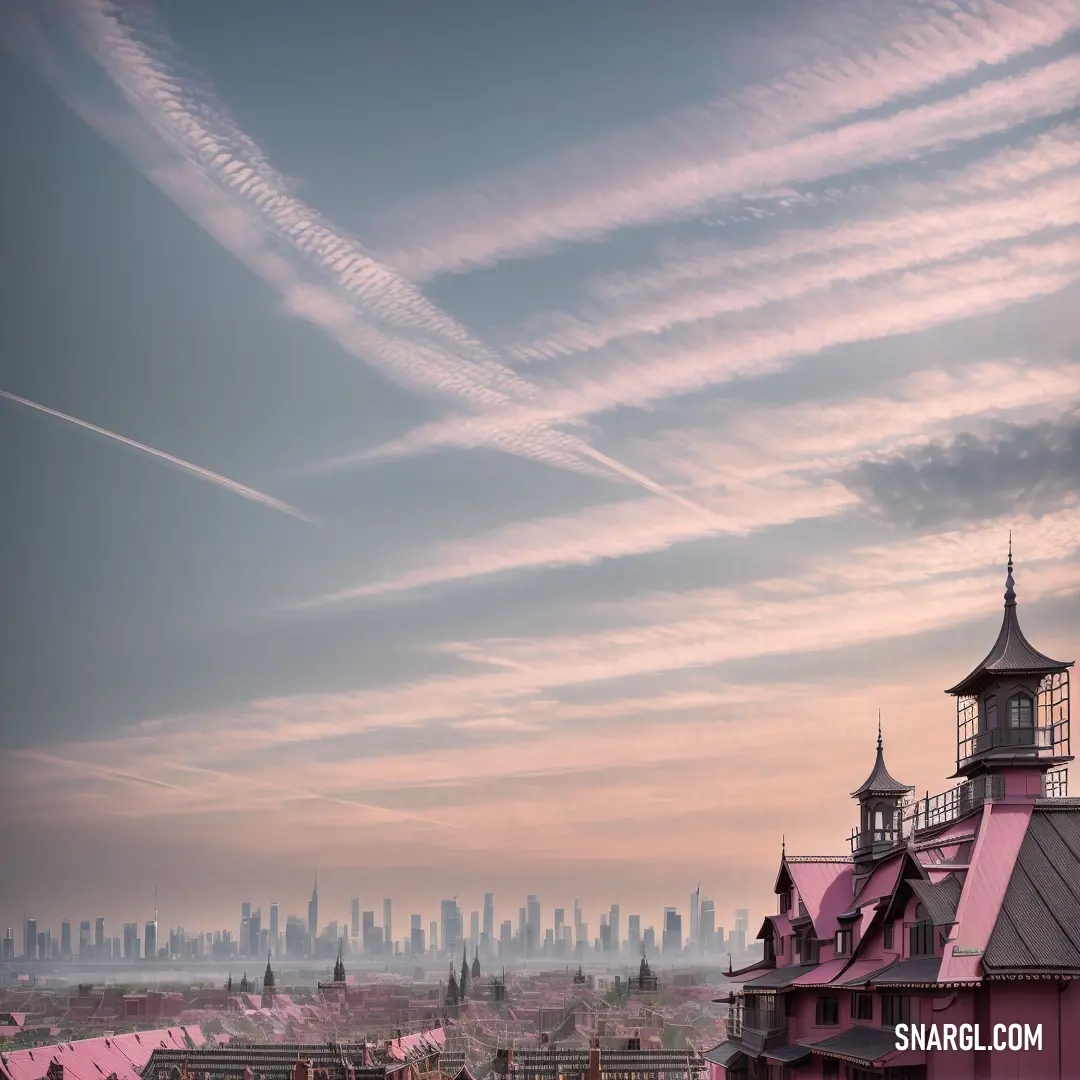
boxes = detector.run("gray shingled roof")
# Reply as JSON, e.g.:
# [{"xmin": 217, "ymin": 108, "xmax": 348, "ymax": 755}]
[
  {"xmin": 702, "ymin": 1040, "xmax": 745, "ymax": 1067},
  {"xmin": 910, "ymin": 875, "xmax": 962, "ymax": 927},
  {"xmin": 804, "ymin": 1026, "xmax": 900, "ymax": 1066},
  {"xmin": 946, "ymin": 563, "xmax": 1072, "ymax": 695},
  {"xmin": 983, "ymin": 807, "xmax": 1080, "ymax": 973},
  {"xmin": 741, "ymin": 964, "xmax": 819, "ymax": 990},
  {"xmin": 866, "ymin": 957, "xmax": 943, "ymax": 985},
  {"xmin": 851, "ymin": 729, "xmax": 912, "ymax": 797},
  {"xmin": 762, "ymin": 1044, "xmax": 813, "ymax": 1064}
]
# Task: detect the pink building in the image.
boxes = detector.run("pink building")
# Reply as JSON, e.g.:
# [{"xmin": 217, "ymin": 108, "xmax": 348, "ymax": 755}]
[{"xmin": 707, "ymin": 550, "xmax": 1079, "ymax": 1079}]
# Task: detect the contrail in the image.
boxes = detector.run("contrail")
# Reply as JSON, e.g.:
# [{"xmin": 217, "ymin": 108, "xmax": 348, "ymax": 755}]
[{"xmin": 1, "ymin": 389, "xmax": 319, "ymax": 525}]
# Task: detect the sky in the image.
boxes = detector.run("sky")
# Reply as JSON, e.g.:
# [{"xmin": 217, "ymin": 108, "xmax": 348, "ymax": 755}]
[{"xmin": 1, "ymin": 0, "xmax": 1079, "ymax": 945}]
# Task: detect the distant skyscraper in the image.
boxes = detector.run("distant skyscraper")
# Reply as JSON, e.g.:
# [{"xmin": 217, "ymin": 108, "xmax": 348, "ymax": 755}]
[
  {"xmin": 573, "ymin": 899, "xmax": 583, "ymax": 943},
  {"xmin": 690, "ymin": 885, "xmax": 700, "ymax": 948},
  {"xmin": 351, "ymin": 897, "xmax": 360, "ymax": 938},
  {"xmin": 2, "ymin": 929, "xmax": 13, "ymax": 962},
  {"xmin": 526, "ymin": 895, "xmax": 540, "ymax": 956},
  {"xmin": 362, "ymin": 910, "xmax": 376, "ymax": 955},
  {"xmin": 429, "ymin": 920, "xmax": 438, "ymax": 954},
  {"xmin": 249, "ymin": 907, "xmax": 262, "ymax": 957},
  {"xmin": 410, "ymin": 914, "xmax": 425, "ymax": 956},
  {"xmin": 440, "ymin": 900, "xmax": 460, "ymax": 956},
  {"xmin": 95, "ymin": 917, "xmax": 105, "ymax": 955},
  {"xmin": 643, "ymin": 926, "xmax": 655, "ymax": 952},
  {"xmin": 470, "ymin": 910, "xmax": 479, "ymax": 950},
  {"xmin": 483, "ymin": 893, "xmax": 494, "ymax": 948},
  {"xmin": 308, "ymin": 874, "xmax": 319, "ymax": 954},
  {"xmin": 700, "ymin": 900, "xmax": 715, "ymax": 952},
  {"xmin": 609, "ymin": 904, "xmax": 620, "ymax": 954},
  {"xmin": 628, "ymin": 914, "xmax": 641, "ymax": 955},
  {"xmin": 500, "ymin": 920, "xmax": 512, "ymax": 954},
  {"xmin": 78, "ymin": 920, "xmax": 91, "ymax": 959},
  {"xmin": 241, "ymin": 901, "xmax": 251, "ymax": 922},
  {"xmin": 123, "ymin": 922, "xmax": 140, "ymax": 960},
  {"xmin": 144, "ymin": 918, "xmax": 157, "ymax": 961},
  {"xmin": 24, "ymin": 918, "xmax": 36, "ymax": 961},
  {"xmin": 383, "ymin": 898, "xmax": 392, "ymax": 954},
  {"xmin": 60, "ymin": 919, "xmax": 71, "ymax": 958},
  {"xmin": 554, "ymin": 908, "xmax": 565, "ymax": 949},
  {"xmin": 662, "ymin": 908, "xmax": 682, "ymax": 954},
  {"xmin": 269, "ymin": 901, "xmax": 279, "ymax": 954},
  {"xmin": 285, "ymin": 914, "xmax": 305, "ymax": 956}
]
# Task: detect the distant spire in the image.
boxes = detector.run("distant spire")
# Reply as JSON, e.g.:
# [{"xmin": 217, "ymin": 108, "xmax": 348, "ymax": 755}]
[
  {"xmin": 877, "ymin": 710, "xmax": 883, "ymax": 751},
  {"xmin": 1005, "ymin": 532, "xmax": 1016, "ymax": 606},
  {"xmin": 781, "ymin": 834, "xmax": 786, "ymax": 856}
]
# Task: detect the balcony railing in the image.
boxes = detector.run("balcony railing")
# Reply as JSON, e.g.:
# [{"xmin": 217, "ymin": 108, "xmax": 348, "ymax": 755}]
[
  {"xmin": 742, "ymin": 1007, "xmax": 786, "ymax": 1034},
  {"xmin": 964, "ymin": 725, "xmax": 1058, "ymax": 759},
  {"xmin": 849, "ymin": 826, "xmax": 901, "ymax": 854},
  {"xmin": 907, "ymin": 776, "xmax": 1004, "ymax": 832}
]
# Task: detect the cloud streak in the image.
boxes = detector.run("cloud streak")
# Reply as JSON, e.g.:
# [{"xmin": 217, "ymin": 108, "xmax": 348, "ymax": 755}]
[
  {"xmin": 376, "ymin": 2, "xmax": 1080, "ymax": 278},
  {"xmin": 0, "ymin": 388, "xmax": 319, "ymax": 524}
]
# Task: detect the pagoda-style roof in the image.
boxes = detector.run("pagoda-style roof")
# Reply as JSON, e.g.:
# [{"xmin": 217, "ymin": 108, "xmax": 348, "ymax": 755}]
[
  {"xmin": 851, "ymin": 724, "xmax": 912, "ymax": 798},
  {"xmin": 946, "ymin": 551, "xmax": 1072, "ymax": 696}
]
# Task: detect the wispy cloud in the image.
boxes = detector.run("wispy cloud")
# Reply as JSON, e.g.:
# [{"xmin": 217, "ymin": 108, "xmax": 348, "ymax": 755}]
[
  {"xmin": 376, "ymin": 3, "xmax": 1080, "ymax": 278},
  {"xmin": 0, "ymin": 388, "xmax": 319, "ymax": 523}
]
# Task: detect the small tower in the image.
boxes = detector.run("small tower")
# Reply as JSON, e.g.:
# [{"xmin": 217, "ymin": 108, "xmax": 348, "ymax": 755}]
[
  {"xmin": 447, "ymin": 962, "xmax": 459, "ymax": 1007},
  {"xmin": 471, "ymin": 944, "xmax": 480, "ymax": 982},
  {"xmin": 460, "ymin": 943, "xmax": 469, "ymax": 999},
  {"xmin": 239, "ymin": 971, "xmax": 250, "ymax": 993},
  {"xmin": 947, "ymin": 541, "xmax": 1073, "ymax": 792},
  {"xmin": 850, "ymin": 716, "xmax": 913, "ymax": 873},
  {"xmin": 333, "ymin": 938, "xmax": 346, "ymax": 984}
]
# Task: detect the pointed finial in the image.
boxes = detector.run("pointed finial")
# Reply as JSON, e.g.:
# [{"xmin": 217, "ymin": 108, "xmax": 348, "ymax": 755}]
[
  {"xmin": 877, "ymin": 710, "xmax": 883, "ymax": 751},
  {"xmin": 781, "ymin": 834, "xmax": 786, "ymax": 856},
  {"xmin": 1005, "ymin": 532, "xmax": 1016, "ymax": 606}
]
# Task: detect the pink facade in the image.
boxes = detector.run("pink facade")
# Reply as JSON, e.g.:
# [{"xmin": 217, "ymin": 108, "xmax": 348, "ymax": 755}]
[{"xmin": 706, "ymin": 555, "xmax": 1079, "ymax": 1079}]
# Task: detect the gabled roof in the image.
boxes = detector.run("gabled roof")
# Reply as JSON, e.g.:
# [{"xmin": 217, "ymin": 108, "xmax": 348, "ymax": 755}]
[
  {"xmin": 775, "ymin": 857, "xmax": 853, "ymax": 941},
  {"xmin": 851, "ymin": 725, "xmax": 912, "ymax": 798},
  {"xmin": 702, "ymin": 1040, "xmax": 746, "ymax": 1068},
  {"xmin": 804, "ymin": 1025, "xmax": 907, "ymax": 1067},
  {"xmin": 910, "ymin": 875, "xmax": 963, "ymax": 927},
  {"xmin": 946, "ymin": 554, "xmax": 1072, "ymax": 696},
  {"xmin": 983, "ymin": 806, "xmax": 1080, "ymax": 974}
]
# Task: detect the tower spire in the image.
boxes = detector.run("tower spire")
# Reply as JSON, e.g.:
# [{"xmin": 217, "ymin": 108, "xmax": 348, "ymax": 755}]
[
  {"xmin": 877, "ymin": 709, "xmax": 882, "ymax": 751},
  {"xmin": 1005, "ymin": 532, "xmax": 1016, "ymax": 606}
]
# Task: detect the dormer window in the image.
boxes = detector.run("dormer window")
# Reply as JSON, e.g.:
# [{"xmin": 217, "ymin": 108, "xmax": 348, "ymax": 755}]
[
  {"xmin": 835, "ymin": 928, "xmax": 852, "ymax": 956},
  {"xmin": 1008, "ymin": 693, "xmax": 1033, "ymax": 728},
  {"xmin": 779, "ymin": 891, "xmax": 790, "ymax": 914},
  {"xmin": 908, "ymin": 903, "xmax": 933, "ymax": 957}
]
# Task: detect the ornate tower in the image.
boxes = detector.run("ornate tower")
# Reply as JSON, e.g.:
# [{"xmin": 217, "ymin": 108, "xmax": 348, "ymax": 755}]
[
  {"xmin": 460, "ymin": 943, "xmax": 469, "ymax": 998},
  {"xmin": 947, "ymin": 541, "xmax": 1073, "ymax": 795},
  {"xmin": 261, "ymin": 950, "xmax": 275, "ymax": 1008},
  {"xmin": 850, "ymin": 718, "xmax": 913, "ymax": 874}
]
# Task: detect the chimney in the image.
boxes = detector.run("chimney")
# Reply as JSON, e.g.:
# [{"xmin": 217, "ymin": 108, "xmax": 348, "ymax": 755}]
[{"xmin": 588, "ymin": 1040, "xmax": 600, "ymax": 1080}]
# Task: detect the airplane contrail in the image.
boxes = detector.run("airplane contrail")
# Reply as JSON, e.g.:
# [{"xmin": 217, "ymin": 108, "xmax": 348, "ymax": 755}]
[{"xmin": 1, "ymin": 388, "xmax": 320, "ymax": 525}]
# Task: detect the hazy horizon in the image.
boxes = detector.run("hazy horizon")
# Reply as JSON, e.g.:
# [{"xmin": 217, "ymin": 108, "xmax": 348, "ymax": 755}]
[{"xmin": 2, "ymin": 1, "xmax": 1079, "ymax": 941}]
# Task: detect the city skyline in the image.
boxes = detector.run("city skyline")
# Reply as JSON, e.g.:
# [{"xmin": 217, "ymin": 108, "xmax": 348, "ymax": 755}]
[{"xmin": 3, "ymin": 1, "xmax": 1080, "ymax": 938}]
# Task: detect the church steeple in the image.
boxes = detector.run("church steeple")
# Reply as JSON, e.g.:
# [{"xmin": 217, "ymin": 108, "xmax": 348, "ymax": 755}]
[
  {"xmin": 947, "ymin": 539, "xmax": 1073, "ymax": 780},
  {"xmin": 471, "ymin": 944, "xmax": 480, "ymax": 981},
  {"xmin": 460, "ymin": 943, "xmax": 469, "ymax": 998}
]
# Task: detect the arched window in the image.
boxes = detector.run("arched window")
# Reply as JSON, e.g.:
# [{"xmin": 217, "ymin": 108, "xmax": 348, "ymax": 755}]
[{"xmin": 1008, "ymin": 693, "xmax": 1034, "ymax": 728}]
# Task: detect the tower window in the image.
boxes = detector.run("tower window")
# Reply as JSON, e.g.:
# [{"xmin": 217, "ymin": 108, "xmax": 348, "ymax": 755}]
[{"xmin": 1008, "ymin": 694, "xmax": 1034, "ymax": 728}]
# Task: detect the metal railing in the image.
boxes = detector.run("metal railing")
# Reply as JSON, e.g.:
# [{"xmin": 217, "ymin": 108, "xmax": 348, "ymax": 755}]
[
  {"xmin": 965, "ymin": 725, "xmax": 1057, "ymax": 758},
  {"xmin": 907, "ymin": 776, "xmax": 1005, "ymax": 832},
  {"xmin": 848, "ymin": 826, "xmax": 901, "ymax": 854}
]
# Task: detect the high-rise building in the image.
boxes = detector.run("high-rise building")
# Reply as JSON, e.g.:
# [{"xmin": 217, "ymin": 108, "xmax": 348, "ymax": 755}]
[
  {"xmin": 526, "ymin": 895, "xmax": 540, "ymax": 956},
  {"xmin": 628, "ymin": 914, "xmax": 641, "ymax": 955},
  {"xmin": 60, "ymin": 919, "xmax": 71, "ymax": 958},
  {"xmin": 78, "ymin": 920, "xmax": 91, "ymax": 959},
  {"xmin": 144, "ymin": 919, "xmax": 157, "ymax": 961},
  {"xmin": 500, "ymin": 920, "xmax": 512, "ymax": 955},
  {"xmin": 573, "ymin": 899, "xmax": 583, "ymax": 943},
  {"xmin": 440, "ymin": 900, "xmax": 461, "ymax": 956},
  {"xmin": 285, "ymin": 914, "xmax": 306, "ymax": 957},
  {"xmin": 469, "ymin": 910, "xmax": 479, "ymax": 951},
  {"xmin": 554, "ymin": 907, "xmax": 565, "ymax": 951},
  {"xmin": 643, "ymin": 926, "xmax": 656, "ymax": 952},
  {"xmin": 383, "ymin": 899, "xmax": 392, "ymax": 954},
  {"xmin": 609, "ymin": 904, "xmax": 620, "ymax": 954},
  {"xmin": 483, "ymin": 893, "xmax": 494, "ymax": 949},
  {"xmin": 351, "ymin": 897, "xmax": 360, "ymax": 938},
  {"xmin": 700, "ymin": 899, "xmax": 716, "ymax": 952},
  {"xmin": 95, "ymin": 917, "xmax": 105, "ymax": 956},
  {"xmin": 24, "ymin": 918, "xmax": 36, "ymax": 961},
  {"xmin": 662, "ymin": 908, "xmax": 682, "ymax": 954},
  {"xmin": 410, "ymin": 914, "xmax": 424, "ymax": 956},
  {"xmin": 2, "ymin": 929, "xmax": 13, "ymax": 962},
  {"xmin": 249, "ymin": 907, "xmax": 262, "ymax": 957},
  {"xmin": 270, "ymin": 902, "xmax": 279, "ymax": 954},
  {"xmin": 690, "ymin": 885, "xmax": 700, "ymax": 949},
  {"xmin": 362, "ymin": 910, "xmax": 376, "ymax": 955},
  {"xmin": 429, "ymin": 920, "xmax": 438, "ymax": 954},
  {"xmin": 123, "ymin": 922, "xmax": 140, "ymax": 960},
  {"xmin": 242, "ymin": 901, "xmax": 251, "ymax": 922},
  {"xmin": 308, "ymin": 874, "xmax": 319, "ymax": 955}
]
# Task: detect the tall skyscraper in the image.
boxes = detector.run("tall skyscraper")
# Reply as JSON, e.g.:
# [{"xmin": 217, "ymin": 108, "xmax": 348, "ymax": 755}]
[
  {"xmin": 700, "ymin": 900, "xmax": 716, "ymax": 952},
  {"xmin": 123, "ymin": 922, "xmax": 140, "ymax": 960},
  {"xmin": 383, "ymin": 898, "xmax": 392, "ymax": 954},
  {"xmin": 25, "ymin": 918, "xmax": 36, "ymax": 961},
  {"xmin": 78, "ymin": 920, "xmax": 91, "ymax": 959},
  {"xmin": 483, "ymin": 893, "xmax": 494, "ymax": 949},
  {"xmin": 469, "ymin": 910, "xmax": 479, "ymax": 950},
  {"xmin": 362, "ymin": 911, "xmax": 376, "ymax": 955},
  {"xmin": 410, "ymin": 914, "xmax": 424, "ymax": 957},
  {"xmin": 526, "ymin": 895, "xmax": 540, "ymax": 956},
  {"xmin": 95, "ymin": 917, "xmax": 105, "ymax": 956},
  {"xmin": 440, "ymin": 900, "xmax": 460, "ymax": 956},
  {"xmin": 269, "ymin": 901, "xmax": 279, "ymax": 954},
  {"xmin": 241, "ymin": 901, "xmax": 251, "ymax": 922},
  {"xmin": 60, "ymin": 919, "xmax": 71, "ymax": 958},
  {"xmin": 573, "ymin": 899, "xmax": 582, "ymax": 943},
  {"xmin": 249, "ymin": 907, "xmax": 262, "ymax": 957},
  {"xmin": 554, "ymin": 907, "xmax": 565, "ymax": 949},
  {"xmin": 609, "ymin": 904, "xmax": 620, "ymax": 954},
  {"xmin": 662, "ymin": 908, "xmax": 682, "ymax": 954},
  {"xmin": 690, "ymin": 885, "xmax": 700, "ymax": 949},
  {"xmin": 351, "ymin": 897, "xmax": 360, "ymax": 938},
  {"xmin": 308, "ymin": 874, "xmax": 319, "ymax": 955},
  {"xmin": 429, "ymin": 920, "xmax": 438, "ymax": 954},
  {"xmin": 628, "ymin": 914, "xmax": 641, "ymax": 955}
]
